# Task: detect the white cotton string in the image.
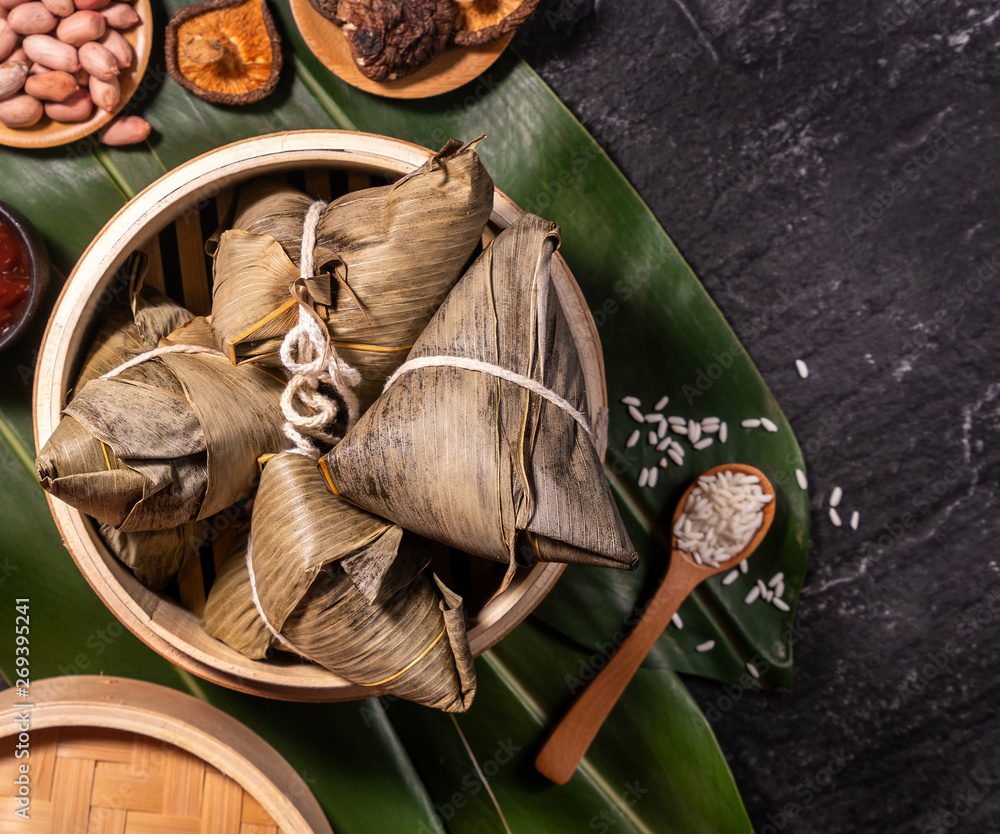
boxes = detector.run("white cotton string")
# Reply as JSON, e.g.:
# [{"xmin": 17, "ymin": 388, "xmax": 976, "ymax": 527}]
[
  {"xmin": 299, "ymin": 199, "xmax": 325, "ymax": 280},
  {"xmin": 100, "ymin": 344, "xmax": 228, "ymax": 379},
  {"xmin": 278, "ymin": 199, "xmax": 362, "ymax": 458},
  {"xmin": 244, "ymin": 532, "xmax": 299, "ymax": 653},
  {"xmin": 383, "ymin": 355, "xmax": 597, "ymax": 449}
]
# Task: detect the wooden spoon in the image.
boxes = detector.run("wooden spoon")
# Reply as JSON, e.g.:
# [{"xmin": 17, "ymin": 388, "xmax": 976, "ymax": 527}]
[{"xmin": 534, "ymin": 463, "xmax": 776, "ymax": 785}]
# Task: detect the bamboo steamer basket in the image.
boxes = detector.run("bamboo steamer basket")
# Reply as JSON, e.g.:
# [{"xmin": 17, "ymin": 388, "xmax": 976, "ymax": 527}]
[
  {"xmin": 0, "ymin": 675, "xmax": 332, "ymax": 833},
  {"xmin": 32, "ymin": 130, "xmax": 608, "ymax": 702}
]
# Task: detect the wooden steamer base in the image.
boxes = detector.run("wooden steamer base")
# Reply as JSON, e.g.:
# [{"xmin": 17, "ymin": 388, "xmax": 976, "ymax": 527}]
[
  {"xmin": 0, "ymin": 676, "xmax": 332, "ymax": 833},
  {"xmin": 32, "ymin": 131, "xmax": 608, "ymax": 702}
]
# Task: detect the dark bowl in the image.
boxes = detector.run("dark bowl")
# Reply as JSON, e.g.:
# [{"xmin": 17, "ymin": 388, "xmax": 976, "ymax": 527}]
[{"xmin": 0, "ymin": 202, "xmax": 49, "ymax": 352}]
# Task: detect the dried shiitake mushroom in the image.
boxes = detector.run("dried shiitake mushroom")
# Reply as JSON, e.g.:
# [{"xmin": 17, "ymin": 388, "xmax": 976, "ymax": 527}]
[
  {"xmin": 331, "ymin": 0, "xmax": 454, "ymax": 82},
  {"xmin": 165, "ymin": 0, "xmax": 282, "ymax": 105},
  {"xmin": 451, "ymin": 0, "xmax": 540, "ymax": 46}
]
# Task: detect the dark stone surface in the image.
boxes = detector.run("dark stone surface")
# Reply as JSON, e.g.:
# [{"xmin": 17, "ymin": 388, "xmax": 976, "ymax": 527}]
[{"xmin": 514, "ymin": 1, "xmax": 1000, "ymax": 831}]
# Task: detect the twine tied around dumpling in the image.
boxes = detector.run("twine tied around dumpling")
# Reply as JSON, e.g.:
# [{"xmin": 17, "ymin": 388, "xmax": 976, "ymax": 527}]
[{"xmin": 278, "ymin": 199, "xmax": 362, "ymax": 458}]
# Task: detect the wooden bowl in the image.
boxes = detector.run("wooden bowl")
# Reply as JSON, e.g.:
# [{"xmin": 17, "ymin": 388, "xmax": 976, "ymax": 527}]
[
  {"xmin": 290, "ymin": 0, "xmax": 513, "ymax": 99},
  {"xmin": 33, "ymin": 130, "xmax": 608, "ymax": 702},
  {"xmin": 0, "ymin": 200, "xmax": 48, "ymax": 351},
  {"xmin": 0, "ymin": 676, "xmax": 332, "ymax": 832},
  {"xmin": 0, "ymin": 0, "xmax": 153, "ymax": 150}
]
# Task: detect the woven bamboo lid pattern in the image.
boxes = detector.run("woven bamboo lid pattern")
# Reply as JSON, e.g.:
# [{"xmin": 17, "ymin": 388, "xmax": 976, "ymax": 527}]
[{"xmin": 0, "ymin": 676, "xmax": 332, "ymax": 833}]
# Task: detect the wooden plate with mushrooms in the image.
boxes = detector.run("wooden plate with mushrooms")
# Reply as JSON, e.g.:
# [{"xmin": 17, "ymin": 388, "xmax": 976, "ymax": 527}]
[{"xmin": 290, "ymin": 0, "xmax": 536, "ymax": 99}]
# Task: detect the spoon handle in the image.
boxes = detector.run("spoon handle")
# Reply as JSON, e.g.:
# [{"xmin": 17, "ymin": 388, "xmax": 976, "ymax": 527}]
[{"xmin": 535, "ymin": 556, "xmax": 707, "ymax": 784}]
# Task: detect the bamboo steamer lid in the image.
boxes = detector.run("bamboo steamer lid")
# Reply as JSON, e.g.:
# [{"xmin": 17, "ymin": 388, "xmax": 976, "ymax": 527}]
[
  {"xmin": 32, "ymin": 130, "xmax": 608, "ymax": 702},
  {"xmin": 0, "ymin": 676, "xmax": 332, "ymax": 833}
]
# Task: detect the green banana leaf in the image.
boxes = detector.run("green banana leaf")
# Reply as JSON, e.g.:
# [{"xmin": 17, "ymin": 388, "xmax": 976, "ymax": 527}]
[
  {"xmin": 390, "ymin": 619, "xmax": 752, "ymax": 833},
  {"xmin": 0, "ymin": 0, "xmax": 808, "ymax": 829}
]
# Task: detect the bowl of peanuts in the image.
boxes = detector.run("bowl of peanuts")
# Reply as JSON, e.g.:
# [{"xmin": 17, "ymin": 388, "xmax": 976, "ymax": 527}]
[{"xmin": 0, "ymin": 0, "xmax": 151, "ymax": 148}]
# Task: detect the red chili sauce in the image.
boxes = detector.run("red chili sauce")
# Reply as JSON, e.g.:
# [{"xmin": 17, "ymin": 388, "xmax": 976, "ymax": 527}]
[{"xmin": 0, "ymin": 218, "xmax": 30, "ymax": 335}]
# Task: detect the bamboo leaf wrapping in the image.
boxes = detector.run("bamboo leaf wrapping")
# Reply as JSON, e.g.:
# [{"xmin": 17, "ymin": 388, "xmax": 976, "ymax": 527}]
[
  {"xmin": 323, "ymin": 213, "xmax": 637, "ymax": 573},
  {"xmin": 203, "ymin": 452, "xmax": 475, "ymax": 712},
  {"xmin": 36, "ymin": 351, "xmax": 287, "ymax": 532},
  {"xmin": 210, "ymin": 138, "xmax": 494, "ymax": 411}
]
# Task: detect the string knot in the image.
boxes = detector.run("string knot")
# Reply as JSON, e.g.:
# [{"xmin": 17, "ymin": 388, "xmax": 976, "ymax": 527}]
[{"xmin": 279, "ymin": 199, "xmax": 362, "ymax": 458}]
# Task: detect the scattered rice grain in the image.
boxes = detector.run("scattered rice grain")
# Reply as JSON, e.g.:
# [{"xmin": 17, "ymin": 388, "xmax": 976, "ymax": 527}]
[
  {"xmin": 773, "ymin": 598, "xmax": 790, "ymax": 612},
  {"xmin": 657, "ymin": 419, "xmax": 668, "ymax": 438},
  {"xmin": 673, "ymin": 424, "xmax": 689, "ymax": 435},
  {"xmin": 695, "ymin": 640, "xmax": 716, "ymax": 652},
  {"xmin": 829, "ymin": 486, "xmax": 842, "ymax": 507},
  {"xmin": 668, "ymin": 416, "xmax": 687, "ymax": 426},
  {"xmin": 829, "ymin": 506, "xmax": 842, "ymax": 527},
  {"xmin": 795, "ymin": 468, "xmax": 808, "ymax": 490},
  {"xmin": 622, "ymin": 396, "xmax": 641, "ymax": 407},
  {"xmin": 795, "ymin": 359, "xmax": 809, "ymax": 379},
  {"xmin": 628, "ymin": 405, "xmax": 644, "ymax": 423},
  {"xmin": 767, "ymin": 572, "xmax": 784, "ymax": 588},
  {"xmin": 850, "ymin": 510, "xmax": 860, "ymax": 530},
  {"xmin": 671, "ymin": 612, "xmax": 683, "ymax": 629},
  {"xmin": 741, "ymin": 418, "xmax": 761, "ymax": 428},
  {"xmin": 648, "ymin": 431, "xmax": 658, "ymax": 445},
  {"xmin": 761, "ymin": 417, "xmax": 779, "ymax": 433},
  {"xmin": 655, "ymin": 395, "xmax": 669, "ymax": 411},
  {"xmin": 722, "ymin": 570, "xmax": 739, "ymax": 586},
  {"xmin": 688, "ymin": 420, "xmax": 702, "ymax": 443},
  {"xmin": 660, "ymin": 457, "xmax": 668, "ymax": 468},
  {"xmin": 745, "ymin": 586, "xmax": 761, "ymax": 605},
  {"xmin": 648, "ymin": 467, "xmax": 659, "ymax": 488},
  {"xmin": 694, "ymin": 437, "xmax": 714, "ymax": 451},
  {"xmin": 719, "ymin": 422, "xmax": 728, "ymax": 443},
  {"xmin": 746, "ymin": 662, "xmax": 760, "ymax": 679},
  {"xmin": 638, "ymin": 468, "xmax": 649, "ymax": 488},
  {"xmin": 626, "ymin": 429, "xmax": 640, "ymax": 448},
  {"xmin": 657, "ymin": 438, "xmax": 671, "ymax": 451},
  {"xmin": 667, "ymin": 448, "xmax": 684, "ymax": 466}
]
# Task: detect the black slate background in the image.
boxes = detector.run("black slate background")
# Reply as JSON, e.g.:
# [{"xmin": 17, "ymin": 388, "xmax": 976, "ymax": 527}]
[{"xmin": 514, "ymin": 1, "xmax": 1000, "ymax": 832}]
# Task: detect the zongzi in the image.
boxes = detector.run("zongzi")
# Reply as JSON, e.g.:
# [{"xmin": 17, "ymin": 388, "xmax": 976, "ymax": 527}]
[
  {"xmin": 37, "ymin": 328, "xmax": 288, "ymax": 532},
  {"xmin": 320, "ymin": 213, "xmax": 638, "ymax": 581},
  {"xmin": 203, "ymin": 451, "xmax": 475, "ymax": 711},
  {"xmin": 209, "ymin": 137, "xmax": 494, "ymax": 413}
]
